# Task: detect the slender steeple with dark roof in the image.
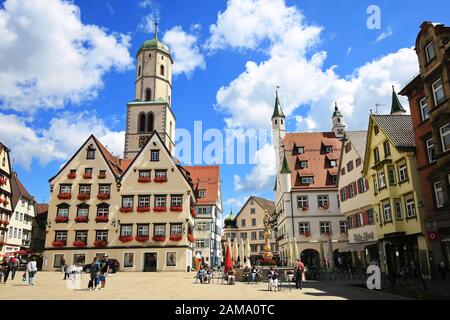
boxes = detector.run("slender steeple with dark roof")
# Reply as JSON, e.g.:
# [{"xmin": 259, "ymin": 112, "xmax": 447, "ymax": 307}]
[
  {"xmin": 272, "ymin": 89, "xmax": 285, "ymax": 120},
  {"xmin": 391, "ymin": 86, "xmax": 407, "ymax": 115}
]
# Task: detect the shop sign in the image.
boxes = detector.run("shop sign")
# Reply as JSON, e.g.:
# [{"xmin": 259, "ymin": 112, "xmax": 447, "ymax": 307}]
[{"xmin": 353, "ymin": 232, "xmax": 375, "ymax": 242}]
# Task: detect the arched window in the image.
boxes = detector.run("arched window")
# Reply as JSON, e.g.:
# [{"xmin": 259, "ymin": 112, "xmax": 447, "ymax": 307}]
[
  {"xmin": 138, "ymin": 112, "xmax": 146, "ymax": 133},
  {"xmin": 160, "ymin": 65, "xmax": 165, "ymax": 76},
  {"xmin": 145, "ymin": 88, "xmax": 151, "ymax": 101},
  {"xmin": 147, "ymin": 112, "xmax": 154, "ymax": 133}
]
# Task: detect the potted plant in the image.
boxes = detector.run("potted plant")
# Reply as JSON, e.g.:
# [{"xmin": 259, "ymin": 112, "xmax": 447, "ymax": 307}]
[
  {"xmin": 152, "ymin": 235, "xmax": 166, "ymax": 242},
  {"xmin": 169, "ymin": 234, "xmax": 183, "ymax": 241},
  {"xmin": 73, "ymin": 240, "xmax": 87, "ymax": 247},
  {"xmin": 93, "ymin": 240, "xmax": 108, "ymax": 248},
  {"xmin": 95, "ymin": 216, "xmax": 109, "ymax": 223},
  {"xmin": 154, "ymin": 206, "xmax": 167, "ymax": 212},
  {"xmin": 138, "ymin": 177, "xmax": 151, "ymax": 183},
  {"xmin": 119, "ymin": 207, "xmax": 133, "ymax": 213},
  {"xmin": 97, "ymin": 193, "xmax": 110, "ymax": 200},
  {"xmin": 52, "ymin": 240, "xmax": 66, "ymax": 247},
  {"xmin": 119, "ymin": 235, "xmax": 133, "ymax": 243},
  {"xmin": 170, "ymin": 206, "xmax": 183, "ymax": 212},
  {"xmin": 55, "ymin": 216, "xmax": 69, "ymax": 223},
  {"xmin": 136, "ymin": 236, "xmax": 150, "ymax": 243},
  {"xmin": 137, "ymin": 206, "xmax": 151, "ymax": 213},
  {"xmin": 75, "ymin": 216, "xmax": 89, "ymax": 223}
]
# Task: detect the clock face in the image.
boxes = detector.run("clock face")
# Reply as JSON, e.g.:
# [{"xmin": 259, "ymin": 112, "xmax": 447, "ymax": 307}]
[{"xmin": 139, "ymin": 135, "xmax": 150, "ymax": 148}]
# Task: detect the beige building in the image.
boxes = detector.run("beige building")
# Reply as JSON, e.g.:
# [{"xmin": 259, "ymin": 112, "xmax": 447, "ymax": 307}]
[
  {"xmin": 0, "ymin": 143, "xmax": 13, "ymax": 256},
  {"xmin": 337, "ymin": 131, "xmax": 379, "ymax": 268},
  {"xmin": 223, "ymin": 196, "xmax": 277, "ymax": 265},
  {"xmin": 42, "ymin": 27, "xmax": 203, "ymax": 272}
]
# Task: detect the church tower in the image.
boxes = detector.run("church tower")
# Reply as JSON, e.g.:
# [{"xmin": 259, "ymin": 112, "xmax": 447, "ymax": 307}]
[
  {"xmin": 272, "ymin": 89, "xmax": 286, "ymax": 172},
  {"xmin": 332, "ymin": 102, "xmax": 345, "ymax": 139},
  {"xmin": 124, "ymin": 23, "xmax": 176, "ymax": 159}
]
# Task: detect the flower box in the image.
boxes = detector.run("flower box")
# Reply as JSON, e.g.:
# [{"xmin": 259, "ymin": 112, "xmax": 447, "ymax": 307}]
[
  {"xmin": 137, "ymin": 206, "xmax": 151, "ymax": 213},
  {"xmin": 138, "ymin": 177, "xmax": 151, "ymax": 183},
  {"xmin": 319, "ymin": 205, "xmax": 330, "ymax": 210},
  {"xmin": 97, "ymin": 193, "xmax": 110, "ymax": 200},
  {"xmin": 93, "ymin": 240, "xmax": 108, "ymax": 248},
  {"xmin": 0, "ymin": 241, "xmax": 6, "ymax": 246},
  {"xmin": 119, "ymin": 236, "xmax": 133, "ymax": 243},
  {"xmin": 170, "ymin": 206, "xmax": 183, "ymax": 212},
  {"xmin": 0, "ymin": 198, "xmax": 3, "ymax": 204},
  {"xmin": 77, "ymin": 193, "xmax": 90, "ymax": 201},
  {"xmin": 136, "ymin": 236, "xmax": 150, "ymax": 243},
  {"xmin": 152, "ymin": 235, "xmax": 166, "ymax": 242},
  {"xmin": 190, "ymin": 208, "xmax": 197, "ymax": 218},
  {"xmin": 67, "ymin": 173, "xmax": 76, "ymax": 179},
  {"xmin": 303, "ymin": 233, "xmax": 311, "ymax": 238},
  {"xmin": 3, "ymin": 200, "xmax": 8, "ymax": 206},
  {"xmin": 83, "ymin": 174, "xmax": 92, "ymax": 179},
  {"xmin": 75, "ymin": 216, "xmax": 89, "ymax": 223},
  {"xmin": 120, "ymin": 207, "xmax": 133, "ymax": 213},
  {"xmin": 0, "ymin": 220, "xmax": 9, "ymax": 226},
  {"xmin": 170, "ymin": 234, "xmax": 183, "ymax": 241},
  {"xmin": 57, "ymin": 193, "xmax": 72, "ymax": 200},
  {"xmin": 188, "ymin": 234, "xmax": 195, "ymax": 243},
  {"xmin": 95, "ymin": 216, "xmax": 109, "ymax": 223},
  {"xmin": 154, "ymin": 177, "xmax": 168, "ymax": 183},
  {"xmin": 0, "ymin": 178, "xmax": 7, "ymax": 185},
  {"xmin": 55, "ymin": 216, "xmax": 69, "ymax": 223},
  {"xmin": 73, "ymin": 240, "xmax": 87, "ymax": 247},
  {"xmin": 98, "ymin": 174, "xmax": 106, "ymax": 179},
  {"xmin": 154, "ymin": 206, "xmax": 167, "ymax": 212},
  {"xmin": 52, "ymin": 240, "xmax": 66, "ymax": 247},
  {"xmin": 301, "ymin": 207, "xmax": 309, "ymax": 211}
]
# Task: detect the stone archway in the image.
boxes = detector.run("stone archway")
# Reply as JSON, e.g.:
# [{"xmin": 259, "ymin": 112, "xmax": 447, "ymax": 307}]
[{"xmin": 301, "ymin": 249, "xmax": 320, "ymax": 268}]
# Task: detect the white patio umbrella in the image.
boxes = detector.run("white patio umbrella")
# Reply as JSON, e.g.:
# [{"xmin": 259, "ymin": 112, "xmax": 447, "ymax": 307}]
[
  {"xmin": 246, "ymin": 238, "xmax": 252, "ymax": 268},
  {"xmin": 239, "ymin": 237, "xmax": 245, "ymax": 267},
  {"xmin": 233, "ymin": 237, "xmax": 239, "ymax": 264},
  {"xmin": 294, "ymin": 239, "xmax": 299, "ymax": 262},
  {"xmin": 227, "ymin": 236, "xmax": 232, "ymax": 261}
]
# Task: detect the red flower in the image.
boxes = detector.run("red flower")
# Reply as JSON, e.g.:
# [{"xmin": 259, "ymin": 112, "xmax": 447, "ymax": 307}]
[
  {"xmin": 137, "ymin": 207, "xmax": 151, "ymax": 213},
  {"xmin": 55, "ymin": 216, "xmax": 69, "ymax": 223},
  {"xmin": 0, "ymin": 198, "xmax": 3, "ymax": 204},
  {"xmin": 170, "ymin": 206, "xmax": 183, "ymax": 212},
  {"xmin": 83, "ymin": 173, "xmax": 92, "ymax": 179},
  {"xmin": 138, "ymin": 177, "xmax": 151, "ymax": 183},
  {"xmin": 119, "ymin": 236, "xmax": 133, "ymax": 243},
  {"xmin": 57, "ymin": 193, "xmax": 72, "ymax": 200},
  {"xmin": 154, "ymin": 206, "xmax": 167, "ymax": 212},
  {"xmin": 0, "ymin": 241, "xmax": 6, "ymax": 246},
  {"xmin": 152, "ymin": 235, "xmax": 166, "ymax": 242},
  {"xmin": 67, "ymin": 172, "xmax": 76, "ymax": 179},
  {"xmin": 188, "ymin": 234, "xmax": 195, "ymax": 243},
  {"xmin": 77, "ymin": 193, "xmax": 90, "ymax": 201},
  {"xmin": 0, "ymin": 220, "xmax": 9, "ymax": 226},
  {"xmin": 302, "ymin": 206, "xmax": 309, "ymax": 211},
  {"xmin": 52, "ymin": 240, "xmax": 66, "ymax": 247},
  {"xmin": 0, "ymin": 178, "xmax": 7, "ymax": 185},
  {"xmin": 75, "ymin": 216, "xmax": 89, "ymax": 223},
  {"xmin": 93, "ymin": 240, "xmax": 108, "ymax": 248},
  {"xmin": 119, "ymin": 207, "xmax": 133, "ymax": 213},
  {"xmin": 170, "ymin": 234, "xmax": 183, "ymax": 241},
  {"xmin": 97, "ymin": 193, "xmax": 110, "ymax": 200},
  {"xmin": 304, "ymin": 232, "xmax": 311, "ymax": 238},
  {"xmin": 73, "ymin": 240, "xmax": 87, "ymax": 247},
  {"xmin": 190, "ymin": 208, "xmax": 197, "ymax": 218},
  {"xmin": 136, "ymin": 236, "xmax": 150, "ymax": 243},
  {"xmin": 154, "ymin": 177, "xmax": 168, "ymax": 183},
  {"xmin": 3, "ymin": 200, "xmax": 8, "ymax": 206},
  {"xmin": 98, "ymin": 174, "xmax": 106, "ymax": 179},
  {"xmin": 95, "ymin": 216, "xmax": 109, "ymax": 223}
]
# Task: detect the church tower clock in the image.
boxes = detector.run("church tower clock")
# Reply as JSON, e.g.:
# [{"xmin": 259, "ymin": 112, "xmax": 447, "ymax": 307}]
[{"xmin": 124, "ymin": 23, "xmax": 176, "ymax": 159}]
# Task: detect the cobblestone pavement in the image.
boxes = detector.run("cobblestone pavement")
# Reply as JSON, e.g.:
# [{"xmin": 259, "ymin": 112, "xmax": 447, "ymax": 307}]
[{"xmin": 0, "ymin": 272, "xmax": 411, "ymax": 300}]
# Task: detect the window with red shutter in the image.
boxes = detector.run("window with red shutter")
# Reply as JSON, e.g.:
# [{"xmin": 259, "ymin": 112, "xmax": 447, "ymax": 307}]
[
  {"xmin": 365, "ymin": 179, "xmax": 369, "ymax": 191},
  {"xmin": 363, "ymin": 211, "xmax": 369, "ymax": 225},
  {"xmin": 353, "ymin": 181, "xmax": 358, "ymax": 196}
]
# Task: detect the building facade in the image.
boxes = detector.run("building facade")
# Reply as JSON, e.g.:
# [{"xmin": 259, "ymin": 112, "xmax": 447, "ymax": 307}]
[
  {"xmin": 362, "ymin": 91, "xmax": 431, "ymax": 278},
  {"xmin": 273, "ymin": 97, "xmax": 348, "ymax": 268},
  {"xmin": 184, "ymin": 166, "xmax": 223, "ymax": 267},
  {"xmin": 0, "ymin": 143, "xmax": 13, "ymax": 256},
  {"xmin": 30, "ymin": 203, "xmax": 48, "ymax": 254},
  {"xmin": 223, "ymin": 196, "xmax": 278, "ymax": 265},
  {"xmin": 337, "ymin": 131, "xmax": 379, "ymax": 268},
  {"xmin": 43, "ymin": 28, "xmax": 200, "ymax": 272},
  {"xmin": 399, "ymin": 21, "xmax": 450, "ymax": 272},
  {"xmin": 5, "ymin": 173, "xmax": 36, "ymax": 254}
]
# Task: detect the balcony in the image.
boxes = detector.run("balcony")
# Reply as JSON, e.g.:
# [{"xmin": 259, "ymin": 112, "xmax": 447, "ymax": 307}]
[
  {"xmin": 57, "ymin": 193, "xmax": 72, "ymax": 200},
  {"xmin": 0, "ymin": 219, "xmax": 10, "ymax": 226},
  {"xmin": 97, "ymin": 193, "xmax": 110, "ymax": 200},
  {"xmin": 98, "ymin": 173, "xmax": 106, "ymax": 179},
  {"xmin": 77, "ymin": 193, "xmax": 91, "ymax": 201}
]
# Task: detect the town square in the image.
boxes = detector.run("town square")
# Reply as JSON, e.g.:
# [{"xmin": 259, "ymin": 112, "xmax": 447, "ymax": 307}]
[{"xmin": 0, "ymin": 0, "xmax": 449, "ymax": 309}]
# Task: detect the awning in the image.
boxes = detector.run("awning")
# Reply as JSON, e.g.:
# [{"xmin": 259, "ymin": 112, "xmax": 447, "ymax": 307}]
[{"xmin": 338, "ymin": 241, "xmax": 379, "ymax": 253}]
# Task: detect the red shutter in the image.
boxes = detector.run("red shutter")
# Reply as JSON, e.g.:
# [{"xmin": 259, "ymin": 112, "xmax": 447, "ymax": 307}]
[
  {"xmin": 346, "ymin": 185, "xmax": 350, "ymax": 198},
  {"xmin": 353, "ymin": 182, "xmax": 358, "ymax": 196},
  {"xmin": 362, "ymin": 210, "xmax": 369, "ymax": 226},
  {"xmin": 365, "ymin": 178, "xmax": 369, "ymax": 191},
  {"xmin": 357, "ymin": 179, "xmax": 362, "ymax": 194},
  {"xmin": 353, "ymin": 215, "xmax": 358, "ymax": 227}
]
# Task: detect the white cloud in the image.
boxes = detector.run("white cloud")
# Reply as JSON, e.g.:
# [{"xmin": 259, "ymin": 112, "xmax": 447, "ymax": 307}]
[
  {"xmin": 162, "ymin": 26, "xmax": 206, "ymax": 77},
  {"xmin": 0, "ymin": 112, "xmax": 124, "ymax": 170},
  {"xmin": 139, "ymin": 0, "xmax": 153, "ymax": 8},
  {"xmin": 234, "ymin": 143, "xmax": 275, "ymax": 192},
  {"xmin": 376, "ymin": 26, "xmax": 394, "ymax": 43},
  {"xmin": 0, "ymin": 0, "xmax": 132, "ymax": 113}
]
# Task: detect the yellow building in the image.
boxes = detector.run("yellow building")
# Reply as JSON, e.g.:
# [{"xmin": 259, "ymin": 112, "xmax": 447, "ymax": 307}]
[{"xmin": 362, "ymin": 89, "xmax": 431, "ymax": 278}]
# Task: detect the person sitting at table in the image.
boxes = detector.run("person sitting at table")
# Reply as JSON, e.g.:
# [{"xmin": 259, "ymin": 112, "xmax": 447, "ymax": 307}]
[
  {"xmin": 267, "ymin": 267, "xmax": 279, "ymax": 292},
  {"xmin": 205, "ymin": 267, "xmax": 214, "ymax": 284},
  {"xmin": 242, "ymin": 265, "xmax": 250, "ymax": 282},
  {"xmin": 227, "ymin": 268, "xmax": 236, "ymax": 285}
]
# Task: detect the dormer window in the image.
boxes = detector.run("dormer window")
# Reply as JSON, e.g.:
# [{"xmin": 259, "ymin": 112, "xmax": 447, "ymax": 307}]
[
  {"xmin": 301, "ymin": 177, "xmax": 314, "ymax": 185},
  {"xmin": 425, "ymin": 42, "xmax": 436, "ymax": 63},
  {"xmin": 325, "ymin": 146, "xmax": 333, "ymax": 153},
  {"xmin": 198, "ymin": 189, "xmax": 206, "ymax": 198},
  {"xmin": 299, "ymin": 161, "xmax": 308, "ymax": 169},
  {"xmin": 374, "ymin": 126, "xmax": 380, "ymax": 135},
  {"xmin": 330, "ymin": 160, "xmax": 337, "ymax": 168},
  {"xmin": 87, "ymin": 148, "xmax": 95, "ymax": 160},
  {"xmin": 151, "ymin": 150, "xmax": 160, "ymax": 162},
  {"xmin": 331, "ymin": 175, "xmax": 338, "ymax": 184},
  {"xmin": 297, "ymin": 147, "xmax": 305, "ymax": 154}
]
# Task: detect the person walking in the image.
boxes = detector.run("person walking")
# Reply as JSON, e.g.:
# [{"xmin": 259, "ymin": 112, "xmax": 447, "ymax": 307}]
[
  {"xmin": 9, "ymin": 255, "xmax": 18, "ymax": 281},
  {"xmin": 61, "ymin": 256, "xmax": 68, "ymax": 280},
  {"xmin": 295, "ymin": 258, "xmax": 305, "ymax": 290},
  {"xmin": 26, "ymin": 257, "xmax": 37, "ymax": 285},
  {"xmin": 0, "ymin": 258, "xmax": 7, "ymax": 284},
  {"xmin": 88, "ymin": 257, "xmax": 100, "ymax": 291},
  {"xmin": 99, "ymin": 255, "xmax": 110, "ymax": 289}
]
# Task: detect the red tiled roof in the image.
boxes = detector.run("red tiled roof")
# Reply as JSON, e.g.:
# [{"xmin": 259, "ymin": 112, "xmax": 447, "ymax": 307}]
[
  {"xmin": 92, "ymin": 136, "xmax": 124, "ymax": 177},
  {"xmin": 119, "ymin": 159, "xmax": 132, "ymax": 172},
  {"xmin": 283, "ymin": 132, "xmax": 341, "ymax": 190},
  {"xmin": 10, "ymin": 172, "xmax": 34, "ymax": 209},
  {"xmin": 36, "ymin": 203, "xmax": 49, "ymax": 215},
  {"xmin": 184, "ymin": 166, "xmax": 220, "ymax": 205}
]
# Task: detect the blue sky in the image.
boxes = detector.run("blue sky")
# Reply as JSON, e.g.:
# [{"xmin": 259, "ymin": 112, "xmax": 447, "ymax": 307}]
[{"xmin": 0, "ymin": 0, "xmax": 449, "ymax": 218}]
